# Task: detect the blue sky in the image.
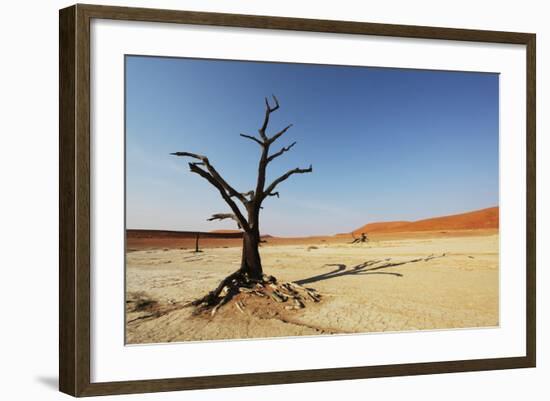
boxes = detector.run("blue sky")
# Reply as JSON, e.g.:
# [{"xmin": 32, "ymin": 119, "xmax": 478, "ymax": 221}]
[{"xmin": 125, "ymin": 56, "xmax": 499, "ymax": 237}]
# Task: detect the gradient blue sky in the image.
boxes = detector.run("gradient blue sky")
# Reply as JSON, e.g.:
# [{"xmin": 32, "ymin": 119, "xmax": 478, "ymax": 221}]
[{"xmin": 126, "ymin": 56, "xmax": 499, "ymax": 237}]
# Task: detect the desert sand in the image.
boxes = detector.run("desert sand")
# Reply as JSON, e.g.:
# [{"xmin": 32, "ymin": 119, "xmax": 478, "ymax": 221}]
[{"xmin": 126, "ymin": 228, "xmax": 499, "ymax": 344}]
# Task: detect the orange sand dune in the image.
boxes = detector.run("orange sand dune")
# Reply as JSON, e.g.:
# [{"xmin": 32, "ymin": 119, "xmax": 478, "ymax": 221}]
[
  {"xmin": 352, "ymin": 207, "xmax": 498, "ymax": 235},
  {"xmin": 126, "ymin": 229, "xmax": 243, "ymax": 251}
]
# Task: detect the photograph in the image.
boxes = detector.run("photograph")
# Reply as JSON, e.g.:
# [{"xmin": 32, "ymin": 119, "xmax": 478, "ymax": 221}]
[{"xmin": 124, "ymin": 55, "xmax": 500, "ymax": 344}]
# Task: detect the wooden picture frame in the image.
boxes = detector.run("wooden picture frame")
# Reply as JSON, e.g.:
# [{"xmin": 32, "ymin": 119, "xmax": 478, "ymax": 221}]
[{"xmin": 59, "ymin": 3, "xmax": 536, "ymax": 397}]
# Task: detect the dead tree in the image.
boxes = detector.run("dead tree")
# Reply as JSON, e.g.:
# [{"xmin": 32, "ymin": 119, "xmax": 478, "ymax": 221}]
[
  {"xmin": 172, "ymin": 95, "xmax": 314, "ymax": 314},
  {"xmin": 351, "ymin": 232, "xmax": 369, "ymax": 244},
  {"xmin": 194, "ymin": 233, "xmax": 202, "ymax": 253}
]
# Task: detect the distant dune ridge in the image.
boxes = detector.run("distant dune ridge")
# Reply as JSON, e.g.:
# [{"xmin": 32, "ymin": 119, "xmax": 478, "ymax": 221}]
[
  {"xmin": 352, "ymin": 206, "xmax": 499, "ymax": 235},
  {"xmin": 127, "ymin": 229, "xmax": 243, "ymax": 239},
  {"xmin": 126, "ymin": 207, "xmax": 499, "ymax": 251}
]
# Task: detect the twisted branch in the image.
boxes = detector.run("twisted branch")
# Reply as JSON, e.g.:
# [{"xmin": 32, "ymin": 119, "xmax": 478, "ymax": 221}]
[
  {"xmin": 263, "ymin": 165, "xmax": 313, "ymax": 198},
  {"xmin": 186, "ymin": 161, "xmax": 249, "ymax": 231},
  {"xmin": 207, "ymin": 213, "xmax": 242, "ymax": 229},
  {"xmin": 240, "ymin": 133, "xmax": 264, "ymax": 146},
  {"xmin": 259, "ymin": 95, "xmax": 280, "ymax": 140},
  {"xmin": 231, "ymin": 190, "xmax": 255, "ymax": 200},
  {"xmin": 267, "ymin": 141, "xmax": 297, "ymax": 163},
  {"xmin": 269, "ymin": 124, "xmax": 293, "ymax": 144},
  {"xmin": 171, "ymin": 152, "xmax": 248, "ymax": 205}
]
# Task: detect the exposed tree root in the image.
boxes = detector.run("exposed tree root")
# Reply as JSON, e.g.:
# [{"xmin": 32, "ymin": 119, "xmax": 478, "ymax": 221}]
[{"xmin": 184, "ymin": 271, "xmax": 322, "ymax": 317}]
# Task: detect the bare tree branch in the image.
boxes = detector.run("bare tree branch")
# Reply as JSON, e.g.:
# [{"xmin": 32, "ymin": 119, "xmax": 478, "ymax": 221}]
[
  {"xmin": 171, "ymin": 152, "xmax": 248, "ymax": 205},
  {"xmin": 231, "ymin": 190, "xmax": 255, "ymax": 200},
  {"xmin": 185, "ymin": 161, "xmax": 250, "ymax": 231},
  {"xmin": 263, "ymin": 165, "xmax": 313, "ymax": 198},
  {"xmin": 267, "ymin": 141, "xmax": 297, "ymax": 163},
  {"xmin": 171, "ymin": 151, "xmax": 203, "ymax": 159},
  {"xmin": 266, "ymin": 191, "xmax": 280, "ymax": 198},
  {"xmin": 269, "ymin": 124, "xmax": 293, "ymax": 144},
  {"xmin": 207, "ymin": 213, "xmax": 242, "ymax": 229},
  {"xmin": 267, "ymin": 94, "xmax": 280, "ymax": 111},
  {"xmin": 239, "ymin": 133, "xmax": 264, "ymax": 146},
  {"xmin": 258, "ymin": 95, "xmax": 280, "ymax": 140}
]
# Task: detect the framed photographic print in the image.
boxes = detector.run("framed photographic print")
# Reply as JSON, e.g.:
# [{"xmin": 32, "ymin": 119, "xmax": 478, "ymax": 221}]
[{"xmin": 59, "ymin": 4, "xmax": 536, "ymax": 397}]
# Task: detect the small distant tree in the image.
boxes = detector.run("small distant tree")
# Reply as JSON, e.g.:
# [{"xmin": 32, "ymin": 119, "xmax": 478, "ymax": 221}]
[
  {"xmin": 194, "ymin": 233, "xmax": 202, "ymax": 253},
  {"xmin": 172, "ymin": 96, "xmax": 317, "ymax": 313},
  {"xmin": 351, "ymin": 232, "xmax": 369, "ymax": 244}
]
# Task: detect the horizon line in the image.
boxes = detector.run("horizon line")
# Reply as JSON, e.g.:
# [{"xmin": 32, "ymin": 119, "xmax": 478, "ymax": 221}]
[{"xmin": 126, "ymin": 204, "xmax": 499, "ymax": 238}]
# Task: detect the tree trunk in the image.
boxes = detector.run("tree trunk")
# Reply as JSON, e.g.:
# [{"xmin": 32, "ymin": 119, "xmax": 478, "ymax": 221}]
[
  {"xmin": 240, "ymin": 230, "xmax": 263, "ymax": 280},
  {"xmin": 195, "ymin": 233, "xmax": 200, "ymax": 252}
]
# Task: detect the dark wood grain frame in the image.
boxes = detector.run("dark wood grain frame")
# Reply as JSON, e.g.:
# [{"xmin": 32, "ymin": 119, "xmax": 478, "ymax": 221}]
[{"xmin": 59, "ymin": 3, "xmax": 536, "ymax": 397}]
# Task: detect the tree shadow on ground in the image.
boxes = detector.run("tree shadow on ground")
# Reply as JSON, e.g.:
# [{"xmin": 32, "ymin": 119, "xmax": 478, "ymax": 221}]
[{"xmin": 295, "ymin": 254, "xmax": 445, "ymax": 286}]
